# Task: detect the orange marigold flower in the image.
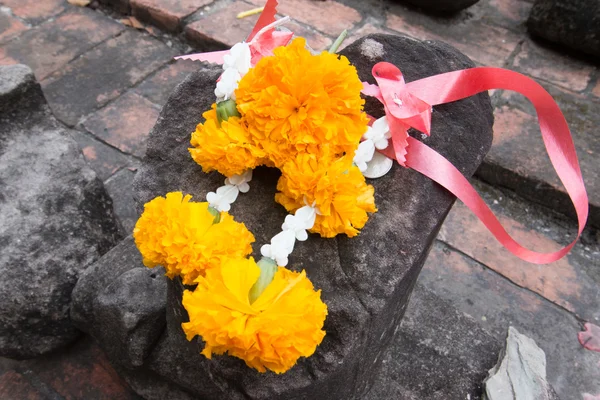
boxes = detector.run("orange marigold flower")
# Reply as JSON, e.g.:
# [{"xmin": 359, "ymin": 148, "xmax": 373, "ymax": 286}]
[
  {"xmin": 235, "ymin": 37, "xmax": 369, "ymax": 168},
  {"xmin": 182, "ymin": 257, "xmax": 327, "ymax": 374},
  {"xmin": 133, "ymin": 192, "xmax": 254, "ymax": 285},
  {"xmin": 190, "ymin": 105, "xmax": 266, "ymax": 177},
  {"xmin": 275, "ymin": 155, "xmax": 377, "ymax": 238}
]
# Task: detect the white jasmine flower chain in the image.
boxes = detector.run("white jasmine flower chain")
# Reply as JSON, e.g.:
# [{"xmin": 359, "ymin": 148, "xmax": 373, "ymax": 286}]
[
  {"xmin": 364, "ymin": 116, "xmax": 391, "ymax": 150},
  {"xmin": 206, "ymin": 170, "xmax": 253, "ymax": 212},
  {"xmin": 354, "ymin": 116, "xmax": 394, "ymax": 176},
  {"xmin": 261, "ymin": 205, "xmax": 317, "ymax": 266}
]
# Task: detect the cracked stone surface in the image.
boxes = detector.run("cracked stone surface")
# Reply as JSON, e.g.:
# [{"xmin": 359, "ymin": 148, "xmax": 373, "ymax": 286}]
[{"xmin": 0, "ymin": 64, "xmax": 121, "ymax": 359}]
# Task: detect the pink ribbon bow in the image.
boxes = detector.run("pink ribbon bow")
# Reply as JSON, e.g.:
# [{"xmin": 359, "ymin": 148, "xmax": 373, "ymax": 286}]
[{"xmin": 362, "ymin": 64, "xmax": 588, "ymax": 264}]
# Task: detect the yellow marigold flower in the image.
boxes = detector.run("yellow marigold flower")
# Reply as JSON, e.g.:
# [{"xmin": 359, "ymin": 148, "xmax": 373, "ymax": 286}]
[
  {"xmin": 236, "ymin": 37, "xmax": 369, "ymax": 168},
  {"xmin": 133, "ymin": 192, "xmax": 254, "ymax": 285},
  {"xmin": 190, "ymin": 106, "xmax": 266, "ymax": 177},
  {"xmin": 275, "ymin": 155, "xmax": 377, "ymax": 238},
  {"xmin": 182, "ymin": 257, "xmax": 327, "ymax": 374}
]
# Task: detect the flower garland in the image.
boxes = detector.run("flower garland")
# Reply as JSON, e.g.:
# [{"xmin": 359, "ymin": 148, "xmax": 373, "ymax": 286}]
[{"xmin": 134, "ymin": 16, "xmax": 393, "ymax": 374}]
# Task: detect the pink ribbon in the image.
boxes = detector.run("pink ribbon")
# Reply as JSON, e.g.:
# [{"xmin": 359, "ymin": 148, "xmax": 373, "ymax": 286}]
[
  {"xmin": 363, "ymin": 62, "xmax": 588, "ymax": 264},
  {"xmin": 175, "ymin": 0, "xmax": 292, "ymax": 65}
]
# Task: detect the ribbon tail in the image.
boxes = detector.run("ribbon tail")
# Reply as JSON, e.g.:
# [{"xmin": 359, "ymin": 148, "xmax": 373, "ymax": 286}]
[
  {"xmin": 405, "ymin": 137, "xmax": 582, "ymax": 264},
  {"xmin": 175, "ymin": 50, "xmax": 229, "ymax": 64},
  {"xmin": 247, "ymin": 0, "xmax": 279, "ymax": 42}
]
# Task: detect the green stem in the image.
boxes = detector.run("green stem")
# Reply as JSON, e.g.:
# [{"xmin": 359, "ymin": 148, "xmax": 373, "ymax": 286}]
[
  {"xmin": 328, "ymin": 29, "xmax": 348, "ymax": 54},
  {"xmin": 207, "ymin": 206, "xmax": 221, "ymax": 223},
  {"xmin": 248, "ymin": 257, "xmax": 278, "ymax": 304}
]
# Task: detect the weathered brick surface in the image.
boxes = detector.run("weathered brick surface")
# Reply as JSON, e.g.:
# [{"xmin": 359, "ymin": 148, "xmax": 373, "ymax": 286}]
[
  {"xmin": 511, "ymin": 39, "xmax": 597, "ymax": 92},
  {"xmin": 71, "ymin": 130, "xmax": 134, "ymax": 182},
  {"xmin": 0, "ymin": 0, "xmax": 66, "ymax": 24},
  {"xmin": 247, "ymin": 0, "xmax": 362, "ymax": 36},
  {"xmin": 0, "ymin": 8, "xmax": 124, "ymax": 81},
  {"xmin": 385, "ymin": 7, "xmax": 521, "ymax": 67},
  {"xmin": 0, "ymin": 370, "xmax": 44, "ymax": 400},
  {"xmin": 420, "ymin": 241, "xmax": 600, "ymax": 399},
  {"xmin": 24, "ymin": 338, "xmax": 138, "ymax": 400},
  {"xmin": 135, "ymin": 60, "xmax": 200, "ymax": 106},
  {"xmin": 105, "ymin": 168, "xmax": 139, "ymax": 234},
  {"xmin": 0, "ymin": 11, "xmax": 28, "ymax": 43},
  {"xmin": 480, "ymin": 86, "xmax": 600, "ymax": 228},
  {"xmin": 186, "ymin": 1, "xmax": 259, "ymax": 49},
  {"xmin": 131, "ymin": 0, "xmax": 213, "ymax": 32},
  {"xmin": 82, "ymin": 91, "xmax": 160, "ymax": 158},
  {"xmin": 42, "ymin": 30, "xmax": 176, "ymax": 126},
  {"xmin": 438, "ymin": 191, "xmax": 600, "ymax": 323},
  {"xmin": 284, "ymin": 19, "xmax": 332, "ymax": 52},
  {"xmin": 463, "ymin": 0, "xmax": 533, "ymax": 33}
]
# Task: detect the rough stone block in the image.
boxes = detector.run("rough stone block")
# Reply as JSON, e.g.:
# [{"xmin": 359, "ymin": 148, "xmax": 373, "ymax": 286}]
[
  {"xmin": 0, "ymin": 64, "xmax": 121, "ymax": 359},
  {"xmin": 528, "ymin": 0, "xmax": 600, "ymax": 59},
  {"xmin": 126, "ymin": 33, "xmax": 492, "ymax": 399}
]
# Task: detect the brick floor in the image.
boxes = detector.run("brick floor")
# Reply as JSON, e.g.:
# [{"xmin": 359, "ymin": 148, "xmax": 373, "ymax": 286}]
[
  {"xmin": 186, "ymin": 1, "xmax": 261, "ymax": 49},
  {"xmin": 439, "ymin": 199, "xmax": 600, "ymax": 322},
  {"xmin": 0, "ymin": 338, "xmax": 140, "ymax": 400},
  {"xmin": 421, "ymin": 242, "xmax": 600, "ymax": 399},
  {"xmin": 82, "ymin": 91, "xmax": 160, "ymax": 158},
  {"xmin": 0, "ymin": 8, "xmax": 124, "ymax": 81},
  {"xmin": 131, "ymin": 0, "xmax": 212, "ymax": 32},
  {"xmin": 0, "ymin": 10, "xmax": 29, "ymax": 44},
  {"xmin": 2, "ymin": 0, "xmax": 600, "ymax": 399},
  {"xmin": 385, "ymin": 6, "xmax": 521, "ymax": 67},
  {"xmin": 134, "ymin": 60, "xmax": 200, "ymax": 106},
  {"xmin": 480, "ymin": 85, "xmax": 600, "ymax": 228},
  {"xmin": 0, "ymin": 0, "xmax": 66, "ymax": 24},
  {"xmin": 71, "ymin": 130, "xmax": 135, "ymax": 182},
  {"xmin": 511, "ymin": 38, "xmax": 597, "ymax": 92},
  {"xmin": 42, "ymin": 29, "xmax": 176, "ymax": 125}
]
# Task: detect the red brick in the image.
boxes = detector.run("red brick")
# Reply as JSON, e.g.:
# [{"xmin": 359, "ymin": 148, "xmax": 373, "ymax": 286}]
[
  {"xmin": 437, "ymin": 200, "xmax": 600, "ymax": 321},
  {"xmin": 512, "ymin": 39, "xmax": 596, "ymax": 92},
  {"xmin": 285, "ymin": 20, "xmax": 332, "ymax": 52},
  {"xmin": 1, "ymin": 0, "xmax": 65, "ymax": 23},
  {"xmin": 131, "ymin": 0, "xmax": 212, "ymax": 32},
  {"xmin": 246, "ymin": 0, "xmax": 362, "ymax": 37},
  {"xmin": 483, "ymin": 86, "xmax": 600, "ymax": 228},
  {"xmin": 29, "ymin": 338, "xmax": 136, "ymax": 400},
  {"xmin": 0, "ymin": 8, "xmax": 124, "ymax": 80},
  {"xmin": 420, "ymin": 242, "xmax": 600, "ymax": 399},
  {"xmin": 42, "ymin": 30, "xmax": 175, "ymax": 125},
  {"xmin": 0, "ymin": 11, "xmax": 28, "ymax": 43},
  {"xmin": 462, "ymin": 0, "xmax": 533, "ymax": 33},
  {"xmin": 135, "ymin": 60, "xmax": 200, "ymax": 106},
  {"xmin": 71, "ymin": 130, "xmax": 134, "ymax": 181},
  {"xmin": 0, "ymin": 370, "xmax": 44, "ymax": 400},
  {"xmin": 386, "ymin": 10, "xmax": 520, "ymax": 67},
  {"xmin": 186, "ymin": 1, "xmax": 259, "ymax": 48},
  {"xmin": 82, "ymin": 92, "xmax": 160, "ymax": 158}
]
